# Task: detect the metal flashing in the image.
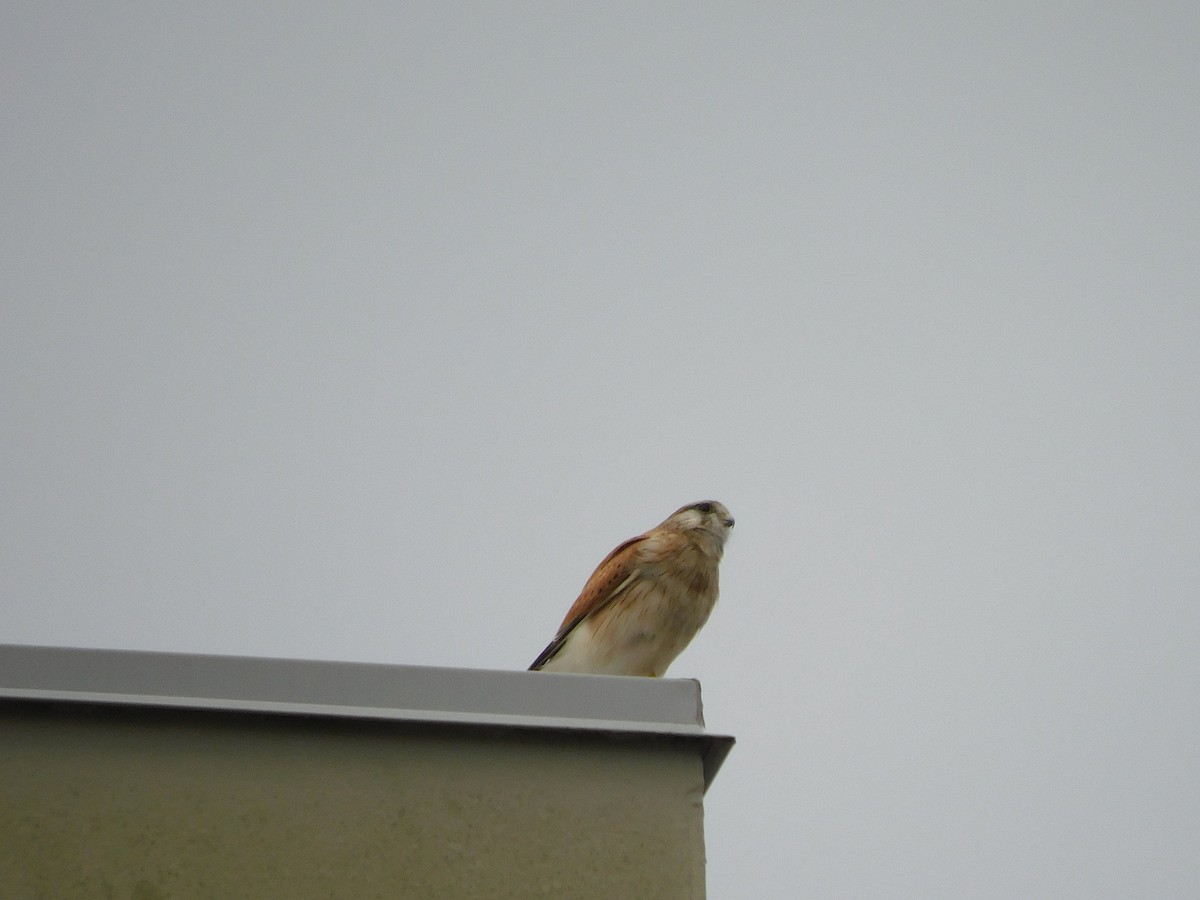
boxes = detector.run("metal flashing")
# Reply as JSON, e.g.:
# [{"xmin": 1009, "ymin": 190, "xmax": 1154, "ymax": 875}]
[{"xmin": 0, "ymin": 644, "xmax": 734, "ymax": 788}]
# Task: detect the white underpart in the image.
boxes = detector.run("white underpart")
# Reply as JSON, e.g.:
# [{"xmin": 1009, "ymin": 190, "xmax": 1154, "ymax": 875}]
[
  {"xmin": 537, "ymin": 619, "xmax": 630, "ymax": 675},
  {"xmin": 538, "ymin": 609, "xmax": 689, "ymax": 678},
  {"xmin": 539, "ymin": 571, "xmax": 719, "ymax": 677}
]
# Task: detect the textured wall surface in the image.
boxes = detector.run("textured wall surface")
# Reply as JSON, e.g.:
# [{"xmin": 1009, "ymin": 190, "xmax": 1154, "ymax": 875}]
[{"xmin": 1, "ymin": 704, "xmax": 707, "ymax": 899}]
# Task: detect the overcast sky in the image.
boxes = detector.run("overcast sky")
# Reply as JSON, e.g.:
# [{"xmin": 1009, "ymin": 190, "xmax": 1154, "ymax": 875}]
[{"xmin": 4, "ymin": 4, "xmax": 1198, "ymax": 897}]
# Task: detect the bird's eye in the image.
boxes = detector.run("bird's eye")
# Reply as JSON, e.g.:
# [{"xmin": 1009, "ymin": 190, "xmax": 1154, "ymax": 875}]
[{"xmin": 694, "ymin": 502, "xmax": 714, "ymax": 514}]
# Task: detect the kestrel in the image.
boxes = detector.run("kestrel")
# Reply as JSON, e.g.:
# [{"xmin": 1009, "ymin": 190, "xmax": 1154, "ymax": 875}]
[{"xmin": 529, "ymin": 500, "xmax": 734, "ymax": 677}]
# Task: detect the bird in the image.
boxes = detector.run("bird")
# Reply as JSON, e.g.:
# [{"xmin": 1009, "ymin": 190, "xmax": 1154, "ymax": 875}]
[{"xmin": 529, "ymin": 500, "xmax": 734, "ymax": 677}]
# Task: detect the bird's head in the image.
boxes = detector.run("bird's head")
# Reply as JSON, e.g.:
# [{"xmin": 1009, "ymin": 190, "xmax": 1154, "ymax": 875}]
[{"xmin": 663, "ymin": 500, "xmax": 735, "ymax": 546}]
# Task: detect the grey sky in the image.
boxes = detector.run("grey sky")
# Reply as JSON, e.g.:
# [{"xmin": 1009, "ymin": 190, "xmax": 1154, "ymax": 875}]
[{"xmin": 4, "ymin": 4, "xmax": 1198, "ymax": 897}]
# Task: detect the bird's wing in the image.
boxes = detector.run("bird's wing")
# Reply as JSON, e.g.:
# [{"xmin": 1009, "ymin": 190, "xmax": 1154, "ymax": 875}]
[{"xmin": 528, "ymin": 534, "xmax": 647, "ymax": 671}]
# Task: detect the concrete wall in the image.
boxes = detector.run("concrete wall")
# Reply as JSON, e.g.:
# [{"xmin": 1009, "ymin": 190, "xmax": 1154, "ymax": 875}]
[{"xmin": 1, "ymin": 702, "xmax": 708, "ymax": 899}]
